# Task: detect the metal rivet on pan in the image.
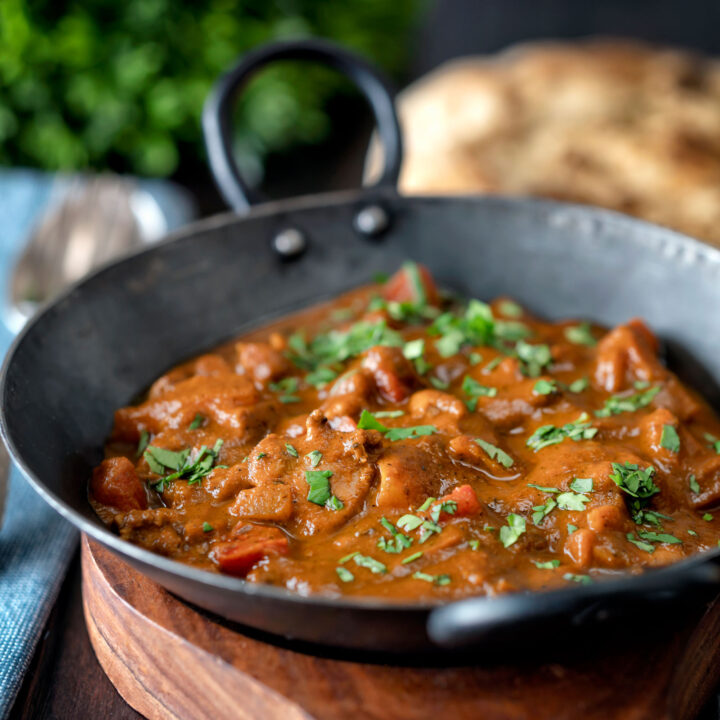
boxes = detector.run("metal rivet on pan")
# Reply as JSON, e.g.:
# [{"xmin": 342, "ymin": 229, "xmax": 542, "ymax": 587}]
[
  {"xmin": 272, "ymin": 227, "xmax": 306, "ymax": 258},
  {"xmin": 354, "ymin": 204, "xmax": 390, "ymax": 238}
]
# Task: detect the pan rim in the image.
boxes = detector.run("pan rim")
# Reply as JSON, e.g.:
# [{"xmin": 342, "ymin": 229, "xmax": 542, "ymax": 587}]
[{"xmin": 2, "ymin": 190, "xmax": 720, "ymax": 616}]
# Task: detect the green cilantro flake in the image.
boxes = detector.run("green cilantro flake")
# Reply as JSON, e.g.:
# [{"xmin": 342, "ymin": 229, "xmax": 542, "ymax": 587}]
[
  {"xmin": 374, "ymin": 410, "xmax": 404, "ymax": 418},
  {"xmin": 534, "ymin": 559, "xmax": 560, "ymax": 569},
  {"xmin": 357, "ymin": 409, "xmax": 437, "ymax": 441},
  {"xmin": 305, "ymin": 450, "xmax": 322, "ymax": 468},
  {"xmin": 499, "ymin": 513, "xmax": 526, "ymax": 548},
  {"xmin": 595, "ymin": 385, "xmax": 660, "ymax": 417},
  {"xmin": 499, "ymin": 300, "xmax": 523, "ymax": 318},
  {"xmin": 564, "ymin": 573, "xmax": 592, "ymax": 585},
  {"xmin": 202, "ymin": 522, "xmax": 213, "ymax": 533},
  {"xmin": 689, "ymin": 474, "xmax": 700, "ymax": 494},
  {"xmin": 703, "ymin": 513, "xmax": 713, "ymax": 522},
  {"xmin": 567, "ymin": 524, "xmax": 578, "ymax": 534},
  {"xmin": 397, "ymin": 514, "xmax": 424, "ymax": 532},
  {"xmin": 568, "ymin": 377, "xmax": 589, "ymax": 393},
  {"xmin": 402, "ymin": 551, "xmax": 423, "ymax": 564},
  {"xmin": 570, "ymin": 478, "xmax": 594, "ymax": 493},
  {"xmin": 526, "ymin": 413, "xmax": 597, "ymax": 451},
  {"xmin": 533, "ymin": 379, "xmax": 558, "ymax": 395},
  {"xmin": 136, "ymin": 430, "xmax": 150, "ymax": 458},
  {"xmin": 285, "ymin": 443, "xmax": 298, "ymax": 458},
  {"xmin": 705, "ymin": 433, "xmax": 720, "ymax": 454},
  {"xmin": 353, "ymin": 554, "xmax": 387, "ymax": 574},
  {"xmin": 627, "ymin": 532, "xmax": 655, "ymax": 552},
  {"xmin": 660, "ymin": 424, "xmax": 681, "ymax": 453},
  {"xmin": 305, "ymin": 470, "xmax": 333, "ymax": 506},
  {"xmin": 528, "ymin": 483, "xmax": 561, "ymax": 493},
  {"xmin": 475, "ymin": 438, "xmax": 514, "ymax": 468},
  {"xmin": 188, "ymin": 413, "xmax": 204, "ymax": 430},
  {"xmin": 564, "ymin": 322, "xmax": 596, "ymax": 346},
  {"xmin": 336, "ymin": 567, "xmax": 354, "ymax": 583},
  {"xmin": 556, "ymin": 491, "xmax": 590, "ymax": 511},
  {"xmin": 305, "ymin": 366, "xmax": 338, "ymax": 388}
]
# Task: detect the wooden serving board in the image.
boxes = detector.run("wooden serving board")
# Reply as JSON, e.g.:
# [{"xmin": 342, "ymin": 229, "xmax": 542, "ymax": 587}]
[{"xmin": 81, "ymin": 535, "xmax": 720, "ymax": 720}]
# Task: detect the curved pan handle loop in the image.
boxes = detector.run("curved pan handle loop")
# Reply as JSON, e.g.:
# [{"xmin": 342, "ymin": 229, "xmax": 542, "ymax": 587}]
[
  {"xmin": 427, "ymin": 559, "xmax": 720, "ymax": 649},
  {"xmin": 203, "ymin": 39, "xmax": 403, "ymax": 213}
]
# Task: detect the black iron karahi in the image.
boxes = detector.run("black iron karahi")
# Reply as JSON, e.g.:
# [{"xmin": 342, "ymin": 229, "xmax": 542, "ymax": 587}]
[{"xmin": 2, "ymin": 40, "xmax": 720, "ymax": 654}]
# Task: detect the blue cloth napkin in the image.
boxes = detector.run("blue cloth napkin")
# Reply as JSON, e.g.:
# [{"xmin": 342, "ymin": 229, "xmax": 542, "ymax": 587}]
[{"xmin": 0, "ymin": 169, "xmax": 195, "ymax": 717}]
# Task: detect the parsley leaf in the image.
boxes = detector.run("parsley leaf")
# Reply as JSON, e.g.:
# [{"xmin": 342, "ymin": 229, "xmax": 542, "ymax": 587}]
[
  {"xmin": 498, "ymin": 300, "xmax": 523, "ymax": 318},
  {"xmin": 285, "ymin": 443, "xmax": 298, "ymax": 458},
  {"xmin": 534, "ymin": 559, "xmax": 560, "ymax": 569},
  {"xmin": 610, "ymin": 462, "xmax": 659, "ymax": 500},
  {"xmin": 413, "ymin": 571, "xmax": 451, "ymax": 585},
  {"xmin": 305, "ymin": 470, "xmax": 333, "ymax": 506},
  {"xmin": 689, "ymin": 474, "xmax": 700, "ymax": 494},
  {"xmin": 564, "ymin": 573, "xmax": 592, "ymax": 585},
  {"xmin": 660, "ymin": 424, "xmax": 681, "ymax": 453},
  {"xmin": 567, "ymin": 377, "xmax": 589, "ymax": 393},
  {"xmin": 377, "ymin": 517, "xmax": 413, "ymax": 554},
  {"xmin": 515, "ymin": 341, "xmax": 552, "ymax": 377},
  {"xmin": 705, "ymin": 433, "xmax": 720, "ymax": 454},
  {"xmin": 627, "ymin": 532, "xmax": 655, "ymax": 552},
  {"xmin": 499, "ymin": 514, "xmax": 526, "ymax": 548},
  {"xmin": 533, "ymin": 379, "xmax": 558, "ymax": 395},
  {"xmin": 397, "ymin": 514, "xmax": 424, "ymax": 532},
  {"xmin": 532, "ymin": 499, "xmax": 557, "ymax": 526},
  {"xmin": 305, "ymin": 366, "xmax": 338, "ymax": 388},
  {"xmin": 144, "ymin": 440, "xmax": 224, "ymax": 491},
  {"xmin": 595, "ymin": 386, "xmax": 660, "ymax": 417},
  {"xmin": 402, "ymin": 551, "xmax": 423, "ymax": 564},
  {"xmin": 564, "ymin": 322, "xmax": 596, "ymax": 346},
  {"xmin": 136, "ymin": 430, "xmax": 150, "ymax": 458},
  {"xmin": 336, "ymin": 567, "xmax": 354, "ymax": 582},
  {"xmin": 202, "ymin": 521, "xmax": 213, "ymax": 533},
  {"xmin": 526, "ymin": 413, "xmax": 597, "ymax": 451},
  {"xmin": 475, "ymin": 438, "xmax": 514, "ymax": 468},
  {"xmin": 353, "ymin": 554, "xmax": 387, "ymax": 574},
  {"xmin": 570, "ymin": 478, "xmax": 593, "ymax": 493},
  {"xmin": 556, "ymin": 491, "xmax": 590, "ymax": 511},
  {"xmin": 528, "ymin": 483, "xmax": 560, "ymax": 493},
  {"xmin": 462, "ymin": 376, "xmax": 497, "ymax": 401},
  {"xmin": 357, "ymin": 409, "xmax": 437, "ymax": 441},
  {"xmin": 188, "ymin": 413, "xmax": 204, "ymax": 430},
  {"xmin": 305, "ymin": 450, "xmax": 322, "ymax": 468},
  {"xmin": 638, "ymin": 530, "xmax": 682, "ymax": 544}
]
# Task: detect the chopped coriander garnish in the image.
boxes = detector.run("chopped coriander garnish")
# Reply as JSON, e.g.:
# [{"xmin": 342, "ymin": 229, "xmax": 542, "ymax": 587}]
[
  {"xmin": 269, "ymin": 377, "xmax": 299, "ymax": 394},
  {"xmin": 556, "ymin": 491, "xmax": 590, "ymax": 511},
  {"xmin": 256, "ymin": 452, "xmax": 267, "ymax": 460},
  {"xmin": 499, "ymin": 300, "xmax": 523, "ymax": 318},
  {"xmin": 627, "ymin": 532, "xmax": 655, "ymax": 552},
  {"xmin": 499, "ymin": 513, "xmax": 526, "ymax": 548},
  {"xmin": 564, "ymin": 322, "xmax": 596, "ymax": 346},
  {"xmin": 595, "ymin": 385, "xmax": 660, "ymax": 417},
  {"xmin": 377, "ymin": 517, "xmax": 412, "ymax": 553},
  {"xmin": 305, "ymin": 470, "xmax": 333, "ymax": 506},
  {"xmin": 468, "ymin": 540, "xmax": 480, "ymax": 550},
  {"xmin": 285, "ymin": 443, "xmax": 298, "ymax": 458},
  {"xmin": 353, "ymin": 554, "xmax": 387, "ymax": 574},
  {"xmin": 279, "ymin": 395, "xmax": 300, "ymax": 404},
  {"xmin": 357, "ymin": 409, "xmax": 437, "ymax": 441},
  {"xmin": 418, "ymin": 519, "xmax": 442, "ymax": 543},
  {"xmin": 462, "ymin": 376, "xmax": 497, "ymax": 400},
  {"xmin": 469, "ymin": 352, "xmax": 483, "ymax": 366},
  {"xmin": 397, "ymin": 514, "xmax": 424, "ymax": 532},
  {"xmin": 660, "ymin": 424, "xmax": 681, "ymax": 453},
  {"xmin": 533, "ymin": 379, "xmax": 558, "ymax": 395},
  {"xmin": 638, "ymin": 530, "xmax": 682, "ymax": 544},
  {"xmin": 374, "ymin": 410, "xmax": 404, "ymax": 418},
  {"xmin": 482, "ymin": 357, "xmax": 502, "ymax": 374},
  {"xmin": 610, "ymin": 462, "xmax": 659, "ymax": 499},
  {"xmin": 402, "ymin": 551, "xmax": 423, "ymax": 564},
  {"xmin": 202, "ymin": 521, "xmax": 213, "ymax": 533},
  {"xmin": 417, "ymin": 497, "xmax": 435, "ymax": 512},
  {"xmin": 689, "ymin": 474, "xmax": 700, "ymax": 494},
  {"xmin": 188, "ymin": 413, "xmax": 204, "ymax": 430},
  {"xmin": 430, "ymin": 500, "xmax": 457, "ymax": 523},
  {"xmin": 305, "ymin": 366, "xmax": 338, "ymax": 388},
  {"xmin": 136, "ymin": 430, "xmax": 150, "ymax": 458},
  {"xmin": 475, "ymin": 438, "xmax": 514, "ymax": 468},
  {"xmin": 336, "ymin": 567, "xmax": 354, "ymax": 583},
  {"xmin": 429, "ymin": 376, "xmax": 450, "ymax": 390},
  {"xmin": 305, "ymin": 450, "xmax": 322, "ymax": 468},
  {"xmin": 338, "ymin": 551, "xmax": 359, "ymax": 564},
  {"xmin": 532, "ymin": 499, "xmax": 557, "ymax": 526},
  {"xmin": 688, "ymin": 529, "xmax": 698, "ymax": 537},
  {"xmin": 528, "ymin": 483, "xmax": 560, "ymax": 493},
  {"xmin": 534, "ymin": 559, "xmax": 560, "ymax": 569},
  {"xmin": 144, "ymin": 439, "xmax": 224, "ymax": 491},
  {"xmin": 483, "ymin": 524, "xmax": 495, "ymax": 532},
  {"xmin": 703, "ymin": 513, "xmax": 713, "ymax": 522},
  {"xmin": 570, "ymin": 478, "xmax": 593, "ymax": 493},
  {"xmin": 567, "ymin": 524, "xmax": 578, "ymax": 534},
  {"xmin": 327, "ymin": 495, "xmax": 344, "ymax": 511},
  {"xmin": 705, "ymin": 433, "xmax": 720, "ymax": 454},
  {"xmin": 412, "ymin": 571, "xmax": 451, "ymax": 585},
  {"xmin": 515, "ymin": 341, "xmax": 552, "ymax": 377},
  {"xmin": 568, "ymin": 377, "xmax": 589, "ymax": 393},
  {"xmin": 526, "ymin": 413, "xmax": 597, "ymax": 451},
  {"xmin": 403, "ymin": 338, "xmax": 425, "ymax": 361},
  {"xmin": 564, "ymin": 573, "xmax": 592, "ymax": 585}
]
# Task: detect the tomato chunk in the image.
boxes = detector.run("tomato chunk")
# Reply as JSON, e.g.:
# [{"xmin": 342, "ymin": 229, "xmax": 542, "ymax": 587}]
[
  {"xmin": 433, "ymin": 484, "xmax": 481, "ymax": 520},
  {"xmin": 91, "ymin": 457, "xmax": 147, "ymax": 511},
  {"xmin": 383, "ymin": 262, "xmax": 440, "ymax": 307},
  {"xmin": 213, "ymin": 525, "xmax": 289, "ymax": 577}
]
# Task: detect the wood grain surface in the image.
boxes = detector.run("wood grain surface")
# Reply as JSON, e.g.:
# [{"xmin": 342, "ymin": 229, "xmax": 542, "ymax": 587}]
[{"xmin": 80, "ymin": 535, "xmax": 720, "ymax": 720}]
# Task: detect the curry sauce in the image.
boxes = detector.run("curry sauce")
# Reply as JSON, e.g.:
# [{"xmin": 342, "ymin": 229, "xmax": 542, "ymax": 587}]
[{"xmin": 90, "ymin": 263, "xmax": 720, "ymax": 601}]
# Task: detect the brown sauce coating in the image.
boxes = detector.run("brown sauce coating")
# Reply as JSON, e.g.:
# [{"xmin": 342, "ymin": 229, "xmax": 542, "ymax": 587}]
[{"xmin": 90, "ymin": 264, "xmax": 720, "ymax": 602}]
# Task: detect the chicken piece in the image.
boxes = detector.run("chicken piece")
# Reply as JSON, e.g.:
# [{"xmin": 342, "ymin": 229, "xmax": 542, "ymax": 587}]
[
  {"xmin": 375, "ymin": 443, "xmax": 445, "ymax": 509},
  {"xmin": 362, "ymin": 345, "xmax": 418, "ymax": 403},
  {"xmin": 91, "ymin": 457, "xmax": 147, "ymax": 511},
  {"xmin": 594, "ymin": 320, "xmax": 664, "ymax": 392},
  {"xmin": 449, "ymin": 434, "xmax": 516, "ymax": 477},
  {"xmin": 236, "ymin": 341, "xmax": 292, "ymax": 383},
  {"xmin": 408, "ymin": 389, "xmax": 466, "ymax": 432},
  {"xmin": 322, "ymin": 369, "xmax": 376, "ymax": 420}
]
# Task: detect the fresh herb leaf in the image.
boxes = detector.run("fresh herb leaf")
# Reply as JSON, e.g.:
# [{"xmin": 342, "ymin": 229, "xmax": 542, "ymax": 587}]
[
  {"xmin": 202, "ymin": 521, "xmax": 213, "ymax": 533},
  {"xmin": 357, "ymin": 410, "xmax": 437, "ymax": 441},
  {"xmin": 285, "ymin": 443, "xmax": 298, "ymax": 458},
  {"xmin": 468, "ymin": 540, "xmax": 480, "ymax": 550},
  {"xmin": 610, "ymin": 462, "xmax": 659, "ymax": 500},
  {"xmin": 595, "ymin": 386, "xmax": 660, "ymax": 417},
  {"xmin": 533, "ymin": 379, "xmax": 558, "ymax": 395},
  {"xmin": 534, "ymin": 559, "xmax": 560, "ymax": 569},
  {"xmin": 353, "ymin": 554, "xmax": 387, "ymax": 574},
  {"xmin": 412, "ymin": 571, "xmax": 451, "ymax": 585},
  {"xmin": 336, "ymin": 566, "xmax": 354, "ymax": 582},
  {"xmin": 269, "ymin": 377, "xmax": 299, "ymax": 394},
  {"xmin": 305, "ymin": 470, "xmax": 333, "ymax": 506},
  {"xmin": 403, "ymin": 339, "xmax": 425, "ymax": 360},
  {"xmin": 305, "ymin": 450, "xmax": 322, "ymax": 468},
  {"xmin": 532, "ymin": 499, "xmax": 557, "ymax": 526},
  {"xmin": 482, "ymin": 357, "xmax": 503, "ymax": 374},
  {"xmin": 570, "ymin": 478, "xmax": 594, "ymax": 493},
  {"xmin": 469, "ymin": 352, "xmax": 483, "ymax": 366},
  {"xmin": 567, "ymin": 524, "xmax": 578, "ymax": 534},
  {"xmin": 475, "ymin": 438, "xmax": 514, "ymax": 468},
  {"xmin": 397, "ymin": 514, "xmax": 424, "ymax": 532},
  {"xmin": 462, "ymin": 376, "xmax": 497, "ymax": 400},
  {"xmin": 377, "ymin": 517, "xmax": 413, "ymax": 553},
  {"xmin": 499, "ymin": 300, "xmax": 523, "ymax": 318},
  {"xmin": 188, "ymin": 413, "xmax": 204, "ymax": 430},
  {"xmin": 705, "ymin": 433, "xmax": 720, "ymax": 454},
  {"xmin": 515, "ymin": 341, "xmax": 552, "ymax": 377},
  {"xmin": 564, "ymin": 573, "xmax": 592, "ymax": 585},
  {"xmin": 418, "ymin": 520, "xmax": 442, "ymax": 543},
  {"xmin": 429, "ymin": 376, "xmax": 450, "ymax": 390},
  {"xmin": 279, "ymin": 394, "xmax": 300, "ymax": 403},
  {"xmin": 417, "ymin": 497, "xmax": 435, "ymax": 512},
  {"xmin": 338, "ymin": 552, "xmax": 358, "ymax": 565},
  {"xmin": 305, "ymin": 366, "xmax": 338, "ymax": 387},
  {"xmin": 528, "ymin": 483, "xmax": 561, "ymax": 493},
  {"xmin": 499, "ymin": 514, "xmax": 526, "ymax": 548},
  {"xmin": 564, "ymin": 322, "xmax": 596, "ymax": 346},
  {"xmin": 374, "ymin": 410, "xmax": 404, "ymax": 418},
  {"xmin": 688, "ymin": 529, "xmax": 698, "ymax": 537},
  {"xmin": 402, "ymin": 551, "xmax": 423, "ymax": 564},
  {"xmin": 568, "ymin": 377, "xmax": 589, "ymax": 393},
  {"xmin": 660, "ymin": 424, "xmax": 681, "ymax": 453},
  {"xmin": 526, "ymin": 413, "xmax": 597, "ymax": 451},
  {"xmin": 689, "ymin": 475, "xmax": 700, "ymax": 494},
  {"xmin": 703, "ymin": 513, "xmax": 713, "ymax": 522},
  {"xmin": 637, "ymin": 530, "xmax": 682, "ymax": 544},
  {"xmin": 556, "ymin": 492, "xmax": 590, "ymax": 511},
  {"xmin": 144, "ymin": 440, "xmax": 224, "ymax": 490},
  {"xmin": 327, "ymin": 495, "xmax": 344, "ymax": 511},
  {"xmin": 430, "ymin": 500, "xmax": 457, "ymax": 523},
  {"xmin": 136, "ymin": 430, "xmax": 150, "ymax": 458},
  {"xmin": 627, "ymin": 533, "xmax": 655, "ymax": 552}
]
